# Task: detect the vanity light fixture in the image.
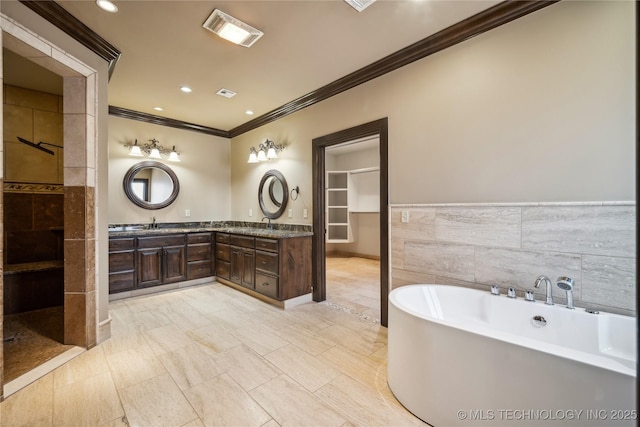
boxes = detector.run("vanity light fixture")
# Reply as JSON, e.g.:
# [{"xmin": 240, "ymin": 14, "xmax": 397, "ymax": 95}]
[
  {"xmin": 125, "ymin": 139, "xmax": 181, "ymax": 162},
  {"xmin": 202, "ymin": 9, "xmax": 264, "ymax": 48},
  {"xmin": 247, "ymin": 140, "xmax": 284, "ymax": 163}
]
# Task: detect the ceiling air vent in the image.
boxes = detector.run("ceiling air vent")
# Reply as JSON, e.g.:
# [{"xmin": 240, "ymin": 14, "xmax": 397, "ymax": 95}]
[
  {"xmin": 216, "ymin": 88, "xmax": 237, "ymax": 98},
  {"xmin": 203, "ymin": 9, "xmax": 263, "ymax": 48},
  {"xmin": 344, "ymin": 0, "xmax": 375, "ymax": 12}
]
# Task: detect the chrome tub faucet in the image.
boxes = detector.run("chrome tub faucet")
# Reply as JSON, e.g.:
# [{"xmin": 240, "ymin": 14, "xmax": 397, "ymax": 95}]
[{"xmin": 534, "ymin": 275, "xmax": 553, "ymax": 305}]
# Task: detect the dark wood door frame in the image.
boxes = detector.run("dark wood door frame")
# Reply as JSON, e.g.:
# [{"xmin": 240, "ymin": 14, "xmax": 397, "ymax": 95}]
[{"xmin": 312, "ymin": 118, "xmax": 389, "ymax": 326}]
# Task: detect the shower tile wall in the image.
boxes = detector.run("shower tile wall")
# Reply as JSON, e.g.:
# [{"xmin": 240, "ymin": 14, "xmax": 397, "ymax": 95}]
[{"xmin": 391, "ymin": 203, "xmax": 636, "ymax": 316}]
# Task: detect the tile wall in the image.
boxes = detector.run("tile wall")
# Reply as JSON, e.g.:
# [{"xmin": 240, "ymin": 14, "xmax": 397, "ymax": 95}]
[{"xmin": 391, "ymin": 202, "xmax": 636, "ymax": 316}]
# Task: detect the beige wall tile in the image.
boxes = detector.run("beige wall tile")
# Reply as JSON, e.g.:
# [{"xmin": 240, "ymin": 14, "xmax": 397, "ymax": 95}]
[
  {"xmin": 390, "ymin": 207, "xmax": 436, "ymax": 241},
  {"xmin": 435, "ymin": 206, "xmax": 521, "ymax": 248},
  {"xmin": 522, "ymin": 205, "xmax": 636, "ymax": 257},
  {"xmin": 3, "ymin": 104, "xmax": 33, "ymax": 142},
  {"xmin": 63, "ymin": 76, "xmax": 86, "ymax": 114},
  {"xmin": 33, "ymin": 109, "xmax": 63, "ymax": 147},
  {"xmin": 582, "ymin": 255, "xmax": 636, "ymax": 313},
  {"xmin": 404, "ymin": 241, "xmax": 475, "ymax": 281},
  {"xmin": 5, "ymin": 85, "xmax": 58, "ymax": 112},
  {"xmin": 4, "ymin": 140, "xmax": 60, "ymax": 183},
  {"xmin": 62, "ymin": 113, "xmax": 86, "ymax": 168}
]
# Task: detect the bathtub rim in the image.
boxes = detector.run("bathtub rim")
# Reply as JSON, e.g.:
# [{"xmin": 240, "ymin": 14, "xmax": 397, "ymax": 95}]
[{"xmin": 389, "ymin": 284, "xmax": 636, "ymax": 378}]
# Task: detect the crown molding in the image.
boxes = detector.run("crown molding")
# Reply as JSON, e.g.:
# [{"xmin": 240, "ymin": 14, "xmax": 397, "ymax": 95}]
[
  {"xmin": 22, "ymin": 0, "xmax": 558, "ymax": 138},
  {"xmin": 19, "ymin": 0, "xmax": 121, "ymax": 78},
  {"xmin": 228, "ymin": 0, "xmax": 558, "ymax": 137},
  {"xmin": 109, "ymin": 106, "xmax": 230, "ymax": 138}
]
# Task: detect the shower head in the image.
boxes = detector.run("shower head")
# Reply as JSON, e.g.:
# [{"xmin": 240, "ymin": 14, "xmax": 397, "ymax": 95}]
[{"xmin": 556, "ymin": 276, "xmax": 574, "ymax": 291}]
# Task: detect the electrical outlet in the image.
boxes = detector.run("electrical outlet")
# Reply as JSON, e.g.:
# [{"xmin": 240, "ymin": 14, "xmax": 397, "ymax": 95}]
[
  {"xmin": 401, "ymin": 210, "xmax": 409, "ymax": 223},
  {"xmin": 303, "ymin": 208, "xmax": 308, "ymax": 219},
  {"xmin": 288, "ymin": 209, "xmax": 293, "ymax": 218},
  {"xmin": 249, "ymin": 208, "xmax": 253, "ymax": 217},
  {"xmin": 185, "ymin": 209, "xmax": 191, "ymax": 217}
]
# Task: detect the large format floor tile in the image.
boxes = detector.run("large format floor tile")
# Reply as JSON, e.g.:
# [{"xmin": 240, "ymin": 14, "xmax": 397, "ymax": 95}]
[{"xmin": 1, "ymin": 257, "xmax": 425, "ymax": 426}]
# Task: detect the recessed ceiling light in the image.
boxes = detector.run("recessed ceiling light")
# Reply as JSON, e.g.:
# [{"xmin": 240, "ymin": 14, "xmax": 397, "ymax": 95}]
[
  {"xmin": 153, "ymin": 107, "xmax": 164, "ymax": 111},
  {"xmin": 180, "ymin": 86, "xmax": 192, "ymax": 93},
  {"xmin": 344, "ymin": 0, "xmax": 375, "ymax": 12},
  {"xmin": 216, "ymin": 88, "xmax": 236, "ymax": 98},
  {"xmin": 202, "ymin": 9, "xmax": 264, "ymax": 48},
  {"xmin": 245, "ymin": 110, "xmax": 254, "ymax": 115},
  {"xmin": 96, "ymin": 0, "xmax": 118, "ymax": 13}
]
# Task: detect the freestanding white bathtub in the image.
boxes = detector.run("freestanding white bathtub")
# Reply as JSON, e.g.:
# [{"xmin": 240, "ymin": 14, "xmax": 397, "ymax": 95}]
[{"xmin": 388, "ymin": 285, "xmax": 637, "ymax": 427}]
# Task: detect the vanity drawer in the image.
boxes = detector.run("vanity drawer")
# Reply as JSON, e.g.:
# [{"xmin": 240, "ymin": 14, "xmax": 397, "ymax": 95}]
[
  {"xmin": 188, "ymin": 233, "xmax": 211, "ymax": 244},
  {"xmin": 109, "ymin": 250, "xmax": 135, "ymax": 271},
  {"xmin": 188, "ymin": 260, "xmax": 212, "ymax": 279},
  {"xmin": 230, "ymin": 234, "xmax": 255, "ymax": 248},
  {"xmin": 216, "ymin": 261, "xmax": 230, "ymax": 279},
  {"xmin": 216, "ymin": 233, "xmax": 230, "ymax": 243},
  {"xmin": 255, "ymin": 250, "xmax": 278, "ymax": 275},
  {"xmin": 109, "ymin": 271, "xmax": 135, "ymax": 293},
  {"xmin": 188, "ymin": 243, "xmax": 211, "ymax": 261},
  {"xmin": 255, "ymin": 273, "xmax": 279, "ymax": 299},
  {"xmin": 255, "ymin": 238, "xmax": 278, "ymax": 253},
  {"xmin": 109, "ymin": 238, "xmax": 135, "ymax": 251},
  {"xmin": 215, "ymin": 243, "xmax": 230, "ymax": 262},
  {"xmin": 138, "ymin": 234, "xmax": 185, "ymax": 249}
]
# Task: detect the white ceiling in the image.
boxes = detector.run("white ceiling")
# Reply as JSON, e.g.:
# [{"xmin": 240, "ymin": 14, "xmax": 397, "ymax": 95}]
[{"xmin": 5, "ymin": 0, "xmax": 500, "ymax": 133}]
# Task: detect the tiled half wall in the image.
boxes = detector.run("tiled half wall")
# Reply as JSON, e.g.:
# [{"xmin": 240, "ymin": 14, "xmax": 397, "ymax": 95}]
[{"xmin": 390, "ymin": 202, "xmax": 636, "ymax": 316}]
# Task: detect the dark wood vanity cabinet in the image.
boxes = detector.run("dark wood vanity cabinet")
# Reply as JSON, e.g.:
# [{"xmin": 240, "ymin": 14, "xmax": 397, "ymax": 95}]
[
  {"xmin": 108, "ymin": 237, "xmax": 136, "ymax": 293},
  {"xmin": 187, "ymin": 232, "xmax": 214, "ymax": 279},
  {"xmin": 110, "ymin": 232, "xmax": 215, "ymax": 294},
  {"xmin": 215, "ymin": 232, "xmax": 311, "ymax": 301},
  {"xmin": 228, "ymin": 234, "xmax": 256, "ymax": 290},
  {"xmin": 137, "ymin": 234, "xmax": 186, "ymax": 288}
]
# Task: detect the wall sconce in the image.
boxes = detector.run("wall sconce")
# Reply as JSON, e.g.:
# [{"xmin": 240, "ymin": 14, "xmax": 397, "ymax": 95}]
[
  {"xmin": 124, "ymin": 138, "xmax": 180, "ymax": 162},
  {"xmin": 247, "ymin": 139, "xmax": 284, "ymax": 163}
]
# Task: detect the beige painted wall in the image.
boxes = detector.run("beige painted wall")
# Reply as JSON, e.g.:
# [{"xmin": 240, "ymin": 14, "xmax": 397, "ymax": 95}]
[
  {"xmin": 108, "ymin": 116, "xmax": 231, "ymax": 224},
  {"xmin": 230, "ymin": 1, "xmax": 635, "ymax": 222}
]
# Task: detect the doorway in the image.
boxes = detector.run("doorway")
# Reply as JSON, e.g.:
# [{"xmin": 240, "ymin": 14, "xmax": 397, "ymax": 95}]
[
  {"xmin": 1, "ymin": 18, "xmax": 99, "ymax": 398},
  {"xmin": 312, "ymin": 118, "xmax": 389, "ymax": 326},
  {"xmin": 325, "ymin": 136, "xmax": 381, "ymax": 321}
]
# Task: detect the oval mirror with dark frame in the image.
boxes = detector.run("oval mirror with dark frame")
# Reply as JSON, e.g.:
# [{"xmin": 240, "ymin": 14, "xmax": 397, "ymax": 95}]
[
  {"xmin": 123, "ymin": 161, "xmax": 180, "ymax": 210},
  {"xmin": 258, "ymin": 169, "xmax": 289, "ymax": 219}
]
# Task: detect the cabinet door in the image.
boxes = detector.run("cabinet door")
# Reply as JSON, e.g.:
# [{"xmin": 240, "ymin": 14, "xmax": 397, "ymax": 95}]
[
  {"xmin": 164, "ymin": 245, "xmax": 186, "ymax": 283},
  {"xmin": 230, "ymin": 246, "xmax": 243, "ymax": 284},
  {"xmin": 138, "ymin": 248, "xmax": 163, "ymax": 287},
  {"xmin": 241, "ymin": 249, "xmax": 255, "ymax": 289}
]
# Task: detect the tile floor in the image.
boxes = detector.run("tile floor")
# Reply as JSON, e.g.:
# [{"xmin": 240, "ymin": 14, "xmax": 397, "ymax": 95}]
[
  {"xmin": 326, "ymin": 256, "xmax": 381, "ymax": 322},
  {"xmin": 0, "ymin": 258, "xmax": 426, "ymax": 426}
]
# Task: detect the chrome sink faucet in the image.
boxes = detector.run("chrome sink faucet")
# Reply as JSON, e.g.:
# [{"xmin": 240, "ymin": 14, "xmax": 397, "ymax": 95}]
[
  {"xmin": 534, "ymin": 275, "xmax": 553, "ymax": 305},
  {"xmin": 261, "ymin": 216, "xmax": 272, "ymax": 230}
]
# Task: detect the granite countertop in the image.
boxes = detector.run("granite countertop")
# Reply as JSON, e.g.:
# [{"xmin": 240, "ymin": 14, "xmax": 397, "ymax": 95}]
[{"xmin": 108, "ymin": 225, "xmax": 313, "ymax": 239}]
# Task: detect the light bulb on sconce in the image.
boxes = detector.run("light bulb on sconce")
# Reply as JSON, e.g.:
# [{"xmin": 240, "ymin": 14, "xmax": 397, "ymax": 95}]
[
  {"xmin": 124, "ymin": 138, "xmax": 181, "ymax": 162},
  {"xmin": 128, "ymin": 139, "xmax": 144, "ymax": 157},
  {"xmin": 247, "ymin": 147, "xmax": 259, "ymax": 163},
  {"xmin": 247, "ymin": 139, "xmax": 284, "ymax": 163}
]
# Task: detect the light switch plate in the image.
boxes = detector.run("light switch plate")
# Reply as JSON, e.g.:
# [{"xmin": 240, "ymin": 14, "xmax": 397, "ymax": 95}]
[
  {"xmin": 288, "ymin": 209, "xmax": 293, "ymax": 218},
  {"xmin": 401, "ymin": 210, "xmax": 409, "ymax": 223},
  {"xmin": 303, "ymin": 208, "xmax": 308, "ymax": 219},
  {"xmin": 249, "ymin": 208, "xmax": 253, "ymax": 217},
  {"xmin": 185, "ymin": 209, "xmax": 191, "ymax": 217}
]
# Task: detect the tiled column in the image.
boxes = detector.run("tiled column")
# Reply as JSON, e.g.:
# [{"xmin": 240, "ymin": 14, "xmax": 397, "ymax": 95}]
[{"xmin": 63, "ymin": 76, "xmax": 96, "ymax": 348}]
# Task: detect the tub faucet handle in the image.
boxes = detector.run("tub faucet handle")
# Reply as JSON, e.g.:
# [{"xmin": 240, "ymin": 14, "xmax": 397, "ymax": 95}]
[
  {"xmin": 525, "ymin": 290, "xmax": 535, "ymax": 302},
  {"xmin": 490, "ymin": 285, "xmax": 500, "ymax": 296},
  {"xmin": 507, "ymin": 287, "xmax": 517, "ymax": 299}
]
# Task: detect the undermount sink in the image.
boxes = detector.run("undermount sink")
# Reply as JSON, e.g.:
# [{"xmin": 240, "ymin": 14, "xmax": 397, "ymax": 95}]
[{"xmin": 108, "ymin": 225, "xmax": 146, "ymax": 231}]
